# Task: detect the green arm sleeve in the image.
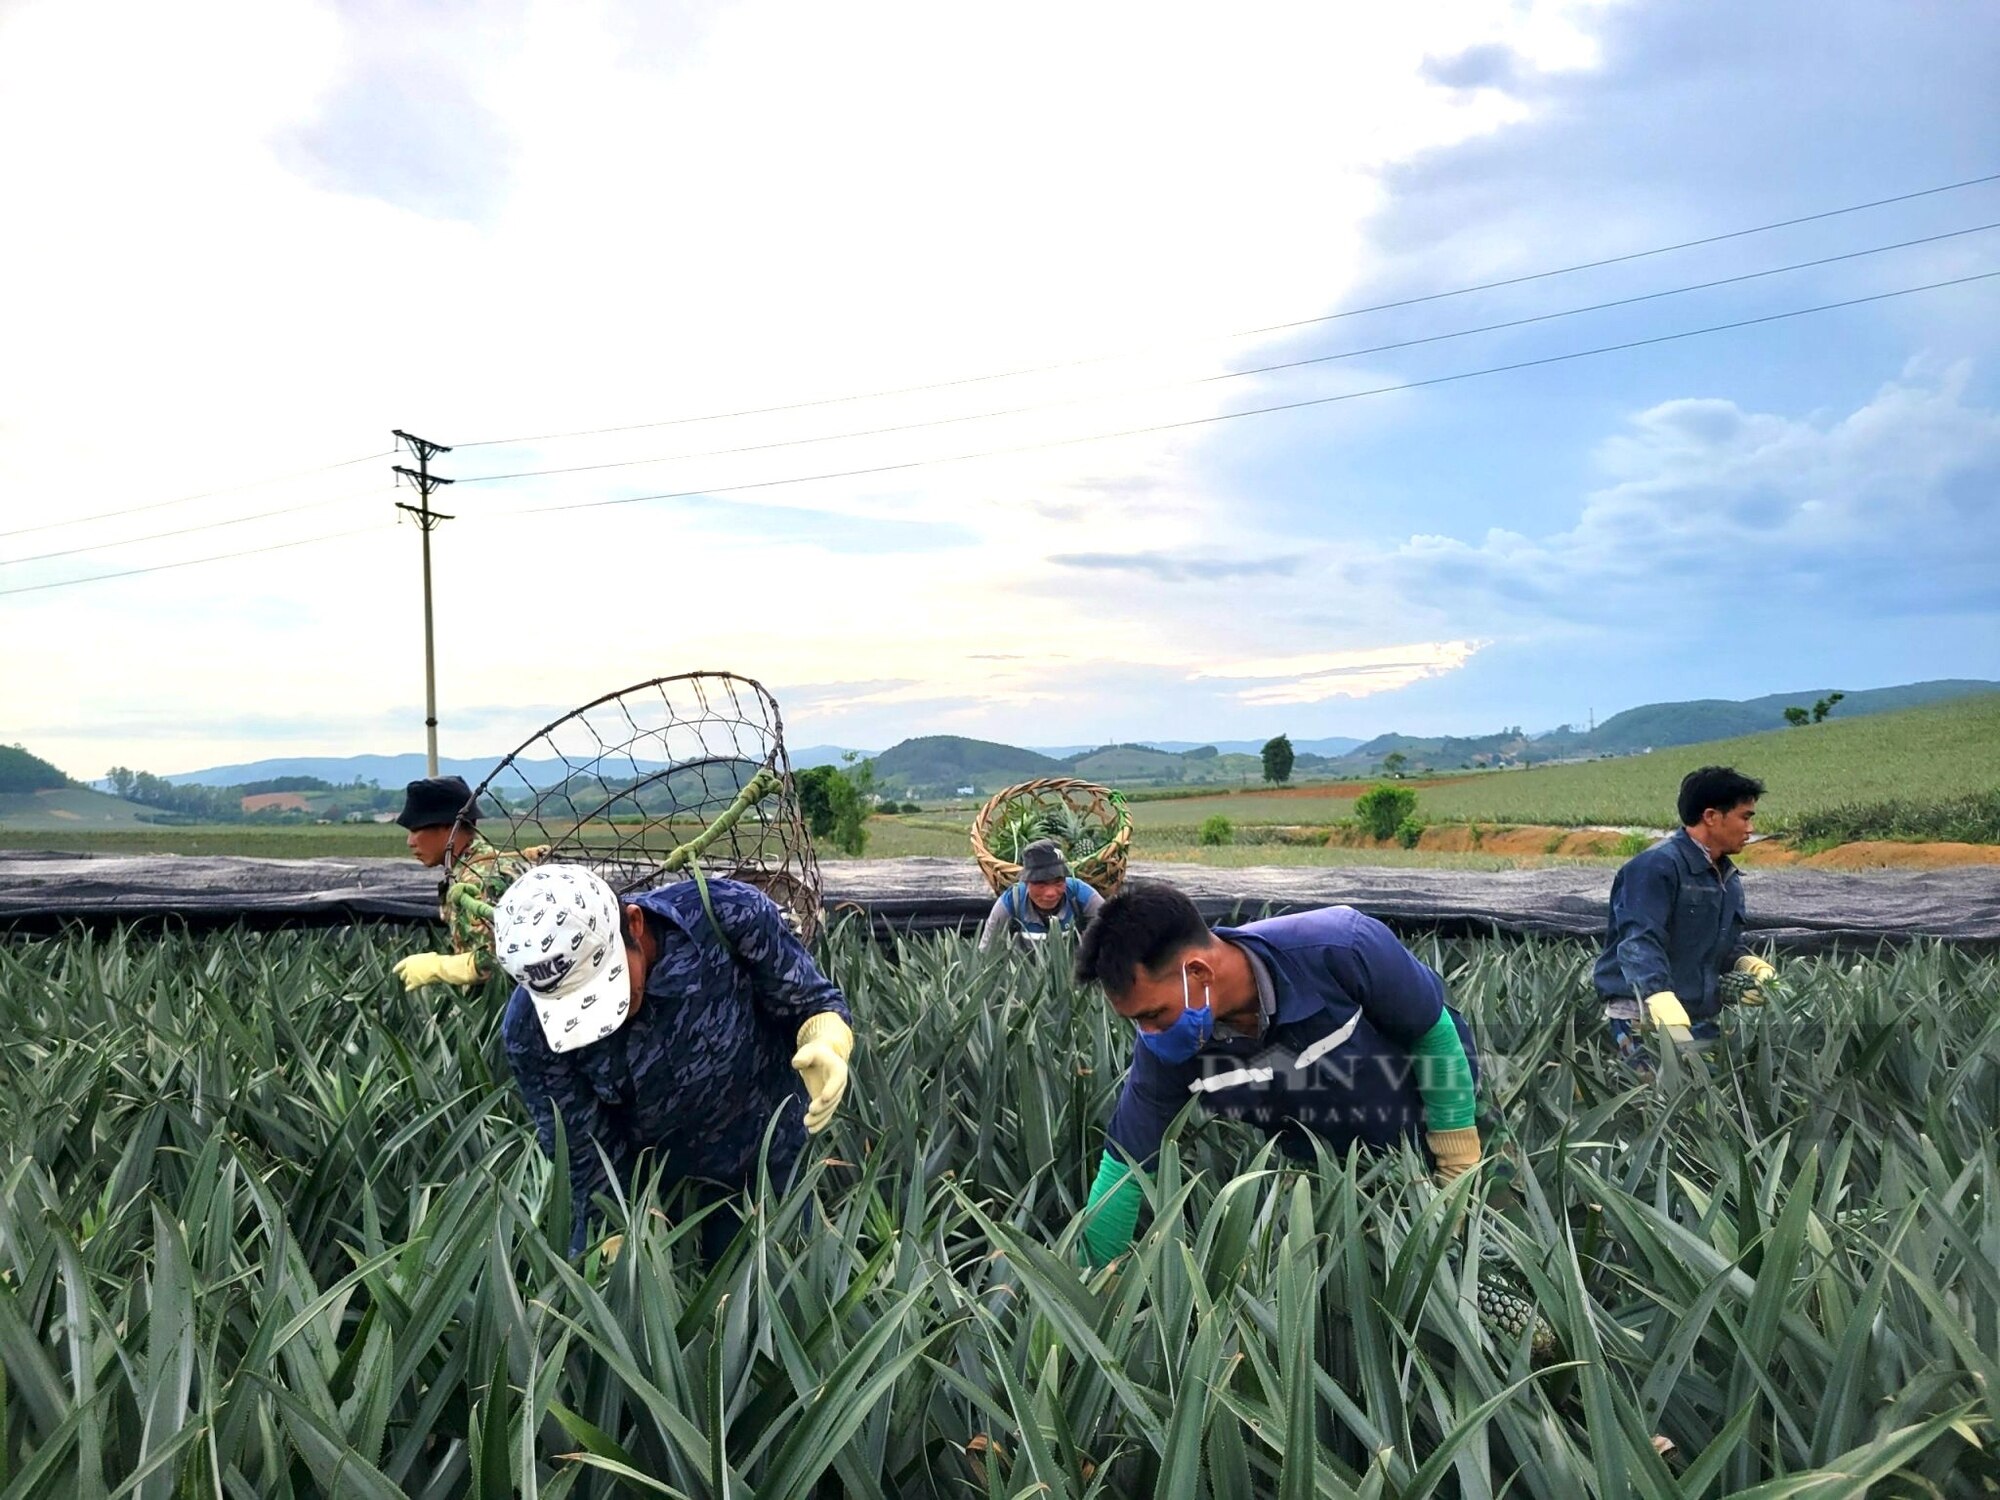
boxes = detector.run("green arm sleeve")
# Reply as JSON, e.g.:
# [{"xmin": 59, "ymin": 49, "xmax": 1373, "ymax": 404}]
[
  {"xmin": 1410, "ymin": 1011, "xmax": 1477, "ymax": 1132},
  {"xmin": 1080, "ymin": 1151, "xmax": 1143, "ymax": 1267}
]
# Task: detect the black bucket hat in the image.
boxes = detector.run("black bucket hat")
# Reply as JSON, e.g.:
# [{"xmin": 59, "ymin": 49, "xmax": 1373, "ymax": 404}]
[{"xmin": 396, "ymin": 775, "xmax": 476, "ymax": 831}]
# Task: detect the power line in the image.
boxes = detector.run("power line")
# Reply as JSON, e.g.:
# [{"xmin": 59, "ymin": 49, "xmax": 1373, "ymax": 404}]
[
  {"xmin": 452, "ymin": 169, "xmax": 2000, "ymax": 450},
  {"xmin": 0, "ymin": 488, "xmax": 390, "ymax": 567},
  {"xmin": 0, "ymin": 523, "xmax": 396, "ymax": 599},
  {"xmin": 8, "ymin": 270, "xmax": 1992, "ymax": 598},
  {"xmin": 455, "ymin": 221, "xmax": 2000, "ymax": 486},
  {"xmin": 0, "ymin": 450, "xmax": 393, "ymax": 541},
  {"xmin": 487, "ymin": 269, "xmax": 1998, "ymax": 520}
]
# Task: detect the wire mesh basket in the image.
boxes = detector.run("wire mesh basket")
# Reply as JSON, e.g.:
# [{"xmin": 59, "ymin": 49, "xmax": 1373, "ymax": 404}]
[
  {"xmin": 454, "ymin": 671, "xmax": 824, "ymax": 939},
  {"xmin": 970, "ymin": 777, "xmax": 1132, "ymax": 898}
]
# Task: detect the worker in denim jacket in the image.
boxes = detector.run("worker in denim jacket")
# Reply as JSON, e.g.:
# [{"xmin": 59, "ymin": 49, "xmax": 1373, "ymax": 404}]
[
  {"xmin": 494, "ymin": 865, "xmax": 854, "ymax": 1262},
  {"xmin": 1592, "ymin": 765, "xmax": 1780, "ymax": 1074}
]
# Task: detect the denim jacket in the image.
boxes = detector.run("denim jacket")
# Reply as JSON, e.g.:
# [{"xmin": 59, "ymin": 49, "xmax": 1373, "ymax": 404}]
[
  {"xmin": 503, "ymin": 878, "xmax": 850, "ymax": 1253},
  {"xmin": 1592, "ymin": 829, "xmax": 1748, "ymax": 1020}
]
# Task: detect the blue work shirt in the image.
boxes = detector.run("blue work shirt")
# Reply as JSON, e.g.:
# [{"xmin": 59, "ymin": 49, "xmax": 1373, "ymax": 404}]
[
  {"xmin": 1105, "ymin": 906, "xmax": 1477, "ymax": 1169},
  {"xmin": 1592, "ymin": 829, "xmax": 1748, "ymax": 1020},
  {"xmin": 503, "ymin": 878, "xmax": 850, "ymax": 1253}
]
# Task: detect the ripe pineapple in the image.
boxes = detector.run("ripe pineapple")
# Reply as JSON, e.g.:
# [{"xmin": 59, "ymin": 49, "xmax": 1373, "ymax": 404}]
[
  {"xmin": 1478, "ymin": 1276, "xmax": 1557, "ymax": 1363},
  {"xmin": 1719, "ymin": 970, "xmax": 1760, "ymax": 1004}
]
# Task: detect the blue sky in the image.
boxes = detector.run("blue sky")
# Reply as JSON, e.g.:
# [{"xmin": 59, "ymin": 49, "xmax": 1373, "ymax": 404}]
[{"xmin": 0, "ymin": 0, "xmax": 1994, "ymax": 775}]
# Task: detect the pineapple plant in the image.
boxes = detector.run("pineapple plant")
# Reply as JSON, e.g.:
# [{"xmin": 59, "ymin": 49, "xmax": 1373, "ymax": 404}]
[{"xmin": 0, "ymin": 920, "xmax": 1991, "ymax": 1494}]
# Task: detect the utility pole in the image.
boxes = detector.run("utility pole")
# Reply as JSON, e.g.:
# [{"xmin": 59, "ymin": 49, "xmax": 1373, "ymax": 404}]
[{"xmin": 392, "ymin": 431, "xmax": 454, "ymax": 776}]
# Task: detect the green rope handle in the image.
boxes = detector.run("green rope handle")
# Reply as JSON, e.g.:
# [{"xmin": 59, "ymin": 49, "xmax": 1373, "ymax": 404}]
[
  {"xmin": 662, "ymin": 768, "xmax": 781, "ymax": 947},
  {"xmin": 447, "ymin": 767, "xmax": 783, "ymax": 939}
]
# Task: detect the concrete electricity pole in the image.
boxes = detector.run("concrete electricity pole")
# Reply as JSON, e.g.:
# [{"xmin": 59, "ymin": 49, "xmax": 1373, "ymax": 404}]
[{"xmin": 392, "ymin": 430, "xmax": 454, "ymax": 777}]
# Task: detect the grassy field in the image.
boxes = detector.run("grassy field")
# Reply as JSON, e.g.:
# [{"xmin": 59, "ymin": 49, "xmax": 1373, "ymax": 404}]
[
  {"xmin": 1413, "ymin": 693, "xmax": 2000, "ymax": 826},
  {"xmin": 1121, "ymin": 694, "xmax": 2000, "ymax": 834},
  {"xmin": 840, "ymin": 818, "xmax": 1620, "ymax": 869},
  {"xmin": 0, "ymin": 821, "xmax": 415, "ymax": 857},
  {"xmin": 8, "ymin": 695, "xmax": 1995, "ymax": 862},
  {"xmin": 0, "ymin": 920, "xmax": 1993, "ymax": 1494},
  {"xmin": 1124, "ymin": 790, "xmax": 1382, "ymax": 829},
  {"xmin": 0, "ymin": 785, "xmax": 160, "ymax": 830},
  {"xmin": 0, "ymin": 814, "xmax": 1622, "ymax": 870}
]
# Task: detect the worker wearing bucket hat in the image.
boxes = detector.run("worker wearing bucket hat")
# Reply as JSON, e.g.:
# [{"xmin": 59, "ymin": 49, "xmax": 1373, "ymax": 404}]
[
  {"xmin": 493, "ymin": 863, "xmax": 855, "ymax": 1261},
  {"xmin": 977, "ymin": 839, "xmax": 1104, "ymax": 950},
  {"xmin": 392, "ymin": 776, "xmax": 534, "ymax": 990}
]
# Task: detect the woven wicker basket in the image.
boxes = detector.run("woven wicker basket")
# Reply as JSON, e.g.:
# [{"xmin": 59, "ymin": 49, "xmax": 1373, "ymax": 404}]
[{"xmin": 970, "ymin": 777, "xmax": 1132, "ymax": 898}]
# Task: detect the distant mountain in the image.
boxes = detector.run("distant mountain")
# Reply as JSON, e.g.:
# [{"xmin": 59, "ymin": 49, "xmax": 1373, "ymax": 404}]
[
  {"xmin": 869, "ymin": 736, "xmax": 1065, "ymax": 796},
  {"xmin": 1142, "ymin": 737, "xmax": 1366, "ymax": 757},
  {"xmin": 1327, "ymin": 679, "xmax": 2000, "ymax": 775},
  {"xmin": 1028, "ymin": 737, "xmax": 1365, "ymax": 757},
  {"xmin": 871, "ymin": 737, "xmax": 1277, "ymax": 795},
  {"xmin": 158, "ymin": 754, "xmax": 503, "ymax": 788},
  {"xmin": 160, "ymin": 745, "xmax": 872, "ymax": 788},
  {"xmin": 788, "ymin": 745, "xmax": 873, "ymax": 769},
  {"xmin": 1066, "ymin": 744, "xmax": 1257, "ymax": 783},
  {"xmin": 145, "ymin": 680, "xmax": 1994, "ymax": 796}
]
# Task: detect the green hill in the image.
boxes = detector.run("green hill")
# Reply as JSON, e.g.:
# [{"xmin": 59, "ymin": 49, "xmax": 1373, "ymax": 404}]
[
  {"xmin": 1326, "ymin": 680, "xmax": 1998, "ymax": 774},
  {"xmin": 868, "ymin": 736, "xmax": 1065, "ymax": 797},
  {"xmin": 0, "ymin": 745, "xmax": 70, "ymax": 794},
  {"xmin": 1580, "ymin": 678, "xmax": 1997, "ymax": 754},
  {"xmin": 871, "ymin": 736, "xmax": 1277, "ymax": 796},
  {"xmin": 1065, "ymin": 744, "xmax": 1263, "ymax": 785},
  {"xmin": 1341, "ymin": 729, "xmax": 1532, "ymax": 771},
  {"xmin": 1403, "ymin": 693, "xmax": 2000, "ymax": 830}
]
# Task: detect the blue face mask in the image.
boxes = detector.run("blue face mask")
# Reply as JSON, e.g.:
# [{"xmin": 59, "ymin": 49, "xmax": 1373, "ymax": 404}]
[{"xmin": 1138, "ymin": 965, "xmax": 1214, "ymax": 1064}]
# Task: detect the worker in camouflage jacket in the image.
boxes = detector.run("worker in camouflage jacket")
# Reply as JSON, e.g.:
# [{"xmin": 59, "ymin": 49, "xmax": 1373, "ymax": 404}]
[
  {"xmin": 492, "ymin": 864, "xmax": 855, "ymax": 1261},
  {"xmin": 392, "ymin": 775, "xmax": 534, "ymax": 990}
]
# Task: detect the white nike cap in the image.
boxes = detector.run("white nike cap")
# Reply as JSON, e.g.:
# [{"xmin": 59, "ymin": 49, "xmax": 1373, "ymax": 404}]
[{"xmin": 493, "ymin": 865, "xmax": 632, "ymax": 1053}]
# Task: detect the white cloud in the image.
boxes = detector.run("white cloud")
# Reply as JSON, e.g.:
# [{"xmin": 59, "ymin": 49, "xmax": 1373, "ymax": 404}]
[
  {"xmin": 0, "ymin": 0, "xmax": 1615, "ymax": 773},
  {"xmin": 1194, "ymin": 641, "xmax": 1487, "ymax": 704},
  {"xmin": 1361, "ymin": 366, "xmax": 2000, "ymax": 625}
]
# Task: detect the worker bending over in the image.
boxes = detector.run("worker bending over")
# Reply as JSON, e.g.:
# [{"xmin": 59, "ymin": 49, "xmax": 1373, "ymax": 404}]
[
  {"xmin": 1073, "ymin": 882, "xmax": 1481, "ymax": 1266},
  {"xmin": 393, "ymin": 775, "xmax": 533, "ymax": 989},
  {"xmin": 493, "ymin": 864, "xmax": 855, "ymax": 1262}
]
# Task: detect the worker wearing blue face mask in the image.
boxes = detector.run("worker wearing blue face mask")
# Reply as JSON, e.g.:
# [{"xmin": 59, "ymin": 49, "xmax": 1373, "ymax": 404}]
[{"xmin": 1071, "ymin": 882, "xmax": 1482, "ymax": 1267}]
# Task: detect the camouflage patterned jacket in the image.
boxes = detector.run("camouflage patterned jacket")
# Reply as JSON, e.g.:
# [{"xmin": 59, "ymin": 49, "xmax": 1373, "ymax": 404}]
[
  {"xmin": 441, "ymin": 834, "xmax": 532, "ymax": 982},
  {"xmin": 501, "ymin": 877, "xmax": 851, "ymax": 1255}
]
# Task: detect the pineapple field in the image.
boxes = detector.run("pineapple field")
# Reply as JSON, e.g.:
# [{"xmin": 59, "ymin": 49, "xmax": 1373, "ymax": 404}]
[{"xmin": 1, "ymin": 920, "xmax": 1997, "ymax": 1497}]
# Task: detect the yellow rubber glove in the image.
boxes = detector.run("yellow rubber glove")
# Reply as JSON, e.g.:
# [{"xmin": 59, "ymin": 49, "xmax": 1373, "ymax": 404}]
[
  {"xmin": 1644, "ymin": 990, "xmax": 1692, "ymax": 1029},
  {"xmin": 393, "ymin": 951, "xmax": 481, "ymax": 990},
  {"xmin": 792, "ymin": 1013, "xmax": 854, "ymax": 1134},
  {"xmin": 1731, "ymin": 955, "xmax": 1778, "ymax": 1005},
  {"xmin": 1429, "ymin": 1126, "xmax": 1482, "ymax": 1188}
]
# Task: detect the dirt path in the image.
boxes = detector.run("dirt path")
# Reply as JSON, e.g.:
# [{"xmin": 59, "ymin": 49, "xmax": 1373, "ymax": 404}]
[{"xmin": 1318, "ymin": 823, "xmax": 2000, "ymax": 868}]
